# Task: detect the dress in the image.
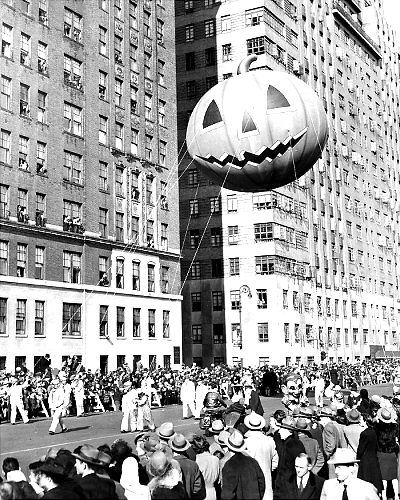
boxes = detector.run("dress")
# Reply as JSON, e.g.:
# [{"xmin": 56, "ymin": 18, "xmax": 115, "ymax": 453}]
[{"xmin": 196, "ymin": 451, "xmax": 220, "ymax": 500}]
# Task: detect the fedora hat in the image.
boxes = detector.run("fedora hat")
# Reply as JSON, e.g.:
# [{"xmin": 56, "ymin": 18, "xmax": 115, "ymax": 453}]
[
  {"xmin": 346, "ymin": 408, "xmax": 361, "ymax": 423},
  {"xmin": 226, "ymin": 430, "xmax": 246, "ymax": 452},
  {"xmin": 244, "ymin": 411, "xmax": 266, "ymax": 431},
  {"xmin": 215, "ymin": 429, "xmax": 230, "ymax": 446},
  {"xmin": 328, "ymin": 448, "xmax": 359, "ymax": 465},
  {"xmin": 293, "ymin": 407, "xmax": 313, "ymax": 418},
  {"xmin": 97, "ymin": 451, "xmax": 112, "ymax": 468},
  {"xmin": 376, "ymin": 407, "xmax": 397, "ymax": 424},
  {"xmin": 320, "ymin": 407, "xmax": 335, "ymax": 418},
  {"xmin": 277, "ymin": 416, "xmax": 297, "ymax": 431},
  {"xmin": 156, "ymin": 422, "xmax": 176, "ymax": 441},
  {"xmin": 72, "ymin": 444, "xmax": 101, "ymax": 467},
  {"xmin": 295, "ymin": 418, "xmax": 310, "ymax": 431},
  {"xmin": 169, "ymin": 433, "xmax": 190, "ymax": 453},
  {"xmin": 209, "ymin": 419, "xmax": 224, "ymax": 434},
  {"xmin": 37, "ymin": 458, "xmax": 68, "ymax": 478}
]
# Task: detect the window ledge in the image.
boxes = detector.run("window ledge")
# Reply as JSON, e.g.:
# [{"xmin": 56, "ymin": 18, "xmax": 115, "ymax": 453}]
[
  {"xmin": 62, "ymin": 335, "xmax": 82, "ymax": 339},
  {"xmin": 63, "ymin": 131, "xmax": 84, "ymax": 140}
]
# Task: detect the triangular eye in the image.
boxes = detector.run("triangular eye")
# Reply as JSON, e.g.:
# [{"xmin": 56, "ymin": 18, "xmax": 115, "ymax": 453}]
[
  {"xmin": 242, "ymin": 111, "xmax": 257, "ymax": 133},
  {"xmin": 203, "ymin": 100, "xmax": 223, "ymax": 128},
  {"xmin": 267, "ymin": 86, "xmax": 290, "ymax": 109}
]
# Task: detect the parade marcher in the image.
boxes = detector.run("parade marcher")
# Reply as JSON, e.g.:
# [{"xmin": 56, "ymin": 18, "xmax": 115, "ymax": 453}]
[
  {"xmin": 313, "ymin": 372, "xmax": 326, "ymax": 408},
  {"xmin": 120, "ymin": 381, "xmax": 138, "ymax": 433},
  {"xmin": 71, "ymin": 373, "xmax": 85, "ymax": 417},
  {"xmin": 169, "ymin": 433, "xmax": 206, "ymax": 500},
  {"xmin": 244, "ymin": 412, "xmax": 278, "ymax": 500},
  {"xmin": 58, "ymin": 371, "xmax": 71, "ymax": 417},
  {"xmin": 195, "ymin": 377, "xmax": 210, "ymax": 420},
  {"xmin": 274, "ymin": 452, "xmax": 325, "ymax": 500},
  {"xmin": 180, "ymin": 375, "xmax": 196, "ymax": 420},
  {"xmin": 320, "ymin": 448, "xmax": 379, "ymax": 500},
  {"xmin": 7, "ymin": 376, "xmax": 30, "ymax": 425},
  {"xmin": 137, "ymin": 388, "xmax": 155, "ymax": 431},
  {"xmin": 221, "ymin": 430, "xmax": 266, "ymax": 500},
  {"xmin": 48, "ymin": 376, "xmax": 68, "ymax": 435}
]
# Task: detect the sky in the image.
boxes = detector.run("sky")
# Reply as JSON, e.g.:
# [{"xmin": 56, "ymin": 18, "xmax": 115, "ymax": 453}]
[{"xmin": 382, "ymin": 0, "xmax": 400, "ymax": 36}]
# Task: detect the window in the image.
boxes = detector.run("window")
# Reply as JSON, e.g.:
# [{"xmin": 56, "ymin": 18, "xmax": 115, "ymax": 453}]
[
  {"xmin": 35, "ymin": 246, "xmax": 44, "ymax": 279},
  {"xmin": 247, "ymin": 36, "xmax": 268, "ymax": 55},
  {"xmin": 115, "ymin": 122, "xmax": 123, "ymax": 150},
  {"xmin": 99, "ymin": 115, "xmax": 108, "ymax": 144},
  {"xmin": 143, "ymin": 12, "xmax": 151, "ymax": 37},
  {"xmin": 159, "ymin": 140, "xmax": 167, "ymax": 167},
  {"xmin": 99, "ymin": 161, "xmax": 108, "ymax": 191},
  {"xmin": 158, "ymin": 59, "xmax": 165, "ymax": 85},
  {"xmin": 63, "ymin": 251, "xmax": 81, "ymax": 283},
  {"xmin": 133, "ymin": 307, "xmax": 140, "ymax": 337},
  {"xmin": 129, "ymin": 1, "xmax": 138, "ymax": 27},
  {"xmin": 17, "ymin": 244, "xmax": 27, "ymax": 277},
  {"xmin": 284, "ymin": 323, "xmax": 290, "ymax": 343},
  {"xmin": 38, "ymin": 0, "xmax": 48, "ymax": 25},
  {"xmin": 63, "ymin": 199, "xmax": 82, "ymax": 228},
  {"xmin": 145, "ymin": 134, "xmax": 152, "ymax": 161},
  {"xmin": 189, "ymin": 199, "xmax": 199, "ymax": 217},
  {"xmin": 191, "ymin": 261, "xmax": 201, "ymax": 279},
  {"xmin": 148, "ymin": 309, "xmax": 155, "ymax": 338},
  {"xmin": 36, "ymin": 142, "xmax": 47, "ymax": 174},
  {"xmin": 16, "ymin": 299, "xmax": 26, "ymax": 336},
  {"xmin": 116, "ymin": 307, "xmax": 125, "ymax": 337},
  {"xmin": 188, "ymin": 169, "xmax": 198, "ymax": 187},
  {"xmin": 257, "ymin": 289, "xmax": 268, "ymax": 308},
  {"xmin": 228, "ymin": 226, "xmax": 238, "ymax": 245},
  {"xmin": 98, "ymin": 256, "xmax": 108, "ymax": 283},
  {"xmin": 144, "ymin": 93, "xmax": 152, "ymax": 121},
  {"xmin": 255, "ymin": 255, "xmax": 274, "ymax": 275},
  {"xmin": 20, "ymin": 83, "xmax": 30, "ymax": 116},
  {"xmin": 245, "ymin": 7, "xmax": 264, "ymax": 26},
  {"xmin": 258, "ymin": 323, "xmax": 269, "ymax": 342},
  {"xmin": 63, "ymin": 151, "xmax": 82, "ymax": 183},
  {"xmin": 229, "ymin": 257, "xmax": 239, "ymax": 276},
  {"xmin": 222, "ymin": 43, "xmax": 232, "ymax": 61},
  {"xmin": 212, "ymin": 291, "xmax": 223, "ymax": 311},
  {"xmin": 1, "ymin": 24, "xmax": 13, "ymax": 58},
  {"xmin": 0, "ymin": 241, "xmax": 8, "ymax": 275},
  {"xmin": 211, "ymin": 227, "xmax": 222, "ymax": 246},
  {"xmin": 99, "ymin": 305, "xmax": 108, "ymax": 337},
  {"xmin": 157, "ymin": 99, "xmax": 166, "ymax": 128},
  {"xmin": 163, "ymin": 310, "xmax": 170, "ymax": 338},
  {"xmin": 146, "ymin": 219, "xmax": 154, "ymax": 247},
  {"xmin": 211, "ymin": 259, "xmax": 223, "ymax": 278},
  {"xmin": 130, "ymin": 128, "xmax": 139, "ymax": 155},
  {"xmin": 37, "ymin": 42, "xmax": 48, "ymax": 74},
  {"xmin": 230, "ymin": 290, "xmax": 241, "ymax": 310},
  {"xmin": 34, "ymin": 301, "xmax": 44, "ymax": 336},
  {"xmin": 254, "ymin": 223, "xmax": 273, "ymax": 241},
  {"xmin": 114, "ymin": 0, "xmax": 123, "ymax": 19},
  {"xmin": 131, "ymin": 214, "xmax": 139, "ymax": 242},
  {"xmin": 1, "ymin": 76, "xmax": 11, "ymax": 111},
  {"xmin": 99, "ymin": 208, "xmax": 108, "ymax": 237},
  {"xmin": 64, "ymin": 8, "xmax": 82, "ymax": 43},
  {"xmin": 132, "ymin": 260, "xmax": 140, "ymax": 290},
  {"xmin": 115, "ymin": 35, "xmax": 123, "ymax": 63},
  {"xmin": 185, "ymin": 52, "xmax": 195, "ymax": 71},
  {"xmin": 157, "ymin": 19, "xmax": 164, "ymax": 44},
  {"xmin": 99, "ymin": 26, "xmax": 107, "ymax": 55},
  {"xmin": 351, "ymin": 300, "xmax": 357, "ymax": 317},
  {"xmin": 99, "ymin": 71, "xmax": 107, "ymax": 100},
  {"xmin": 20, "ymin": 33, "xmax": 31, "ymax": 66},
  {"xmin": 116, "ymin": 258, "xmax": 124, "ymax": 288},
  {"xmin": 204, "ymin": 19, "xmax": 215, "ymax": 37},
  {"xmin": 185, "ymin": 24, "xmax": 194, "ymax": 42},
  {"xmin": 64, "ymin": 54, "xmax": 82, "ymax": 90},
  {"xmin": 64, "ymin": 102, "xmax": 82, "ymax": 136},
  {"xmin": 221, "ymin": 15, "xmax": 231, "ymax": 31},
  {"xmin": 161, "ymin": 265, "xmax": 169, "ymax": 292},
  {"xmin": 37, "ymin": 91, "xmax": 47, "ymax": 124},
  {"xmin": 210, "ymin": 196, "xmax": 221, "ymax": 214},
  {"xmin": 205, "ymin": 47, "xmax": 216, "ymax": 66},
  {"xmin": 148, "ymin": 263, "xmax": 155, "ymax": 292},
  {"xmin": 0, "ymin": 130, "xmax": 11, "ymax": 164},
  {"xmin": 192, "ymin": 292, "xmax": 201, "ymax": 312},
  {"xmin": 232, "ymin": 323, "xmax": 242, "ymax": 347},
  {"xmin": 192, "ymin": 325, "xmax": 202, "ymax": 343},
  {"xmin": 283, "ymin": 289, "xmax": 288, "ymax": 308},
  {"xmin": 0, "ymin": 298, "xmax": 6, "ymax": 335},
  {"xmin": 18, "ymin": 136, "xmax": 29, "ymax": 170},
  {"xmin": 213, "ymin": 324, "xmax": 225, "ymax": 344}
]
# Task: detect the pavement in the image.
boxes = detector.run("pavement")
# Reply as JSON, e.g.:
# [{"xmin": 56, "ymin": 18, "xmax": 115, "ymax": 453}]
[{"xmin": 0, "ymin": 383, "xmax": 393, "ymax": 476}]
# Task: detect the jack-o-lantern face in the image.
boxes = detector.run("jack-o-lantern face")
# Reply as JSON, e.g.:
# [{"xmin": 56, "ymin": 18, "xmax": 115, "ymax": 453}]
[{"xmin": 186, "ymin": 55, "xmax": 328, "ymax": 192}]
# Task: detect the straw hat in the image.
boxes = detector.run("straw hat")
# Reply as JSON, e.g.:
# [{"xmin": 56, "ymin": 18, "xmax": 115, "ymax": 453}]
[
  {"xmin": 209, "ymin": 419, "xmax": 224, "ymax": 434},
  {"xmin": 376, "ymin": 407, "xmax": 397, "ymax": 424},
  {"xmin": 328, "ymin": 448, "xmax": 359, "ymax": 465},
  {"xmin": 156, "ymin": 422, "xmax": 176, "ymax": 441},
  {"xmin": 346, "ymin": 409, "xmax": 361, "ymax": 424},
  {"xmin": 215, "ymin": 429, "xmax": 230, "ymax": 447},
  {"xmin": 226, "ymin": 430, "xmax": 246, "ymax": 452},
  {"xmin": 244, "ymin": 412, "xmax": 266, "ymax": 431},
  {"xmin": 295, "ymin": 418, "xmax": 310, "ymax": 432},
  {"xmin": 168, "ymin": 433, "xmax": 190, "ymax": 453}
]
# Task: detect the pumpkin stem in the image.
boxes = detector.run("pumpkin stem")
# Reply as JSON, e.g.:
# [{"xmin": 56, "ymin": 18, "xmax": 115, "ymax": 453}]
[{"xmin": 237, "ymin": 55, "xmax": 257, "ymax": 75}]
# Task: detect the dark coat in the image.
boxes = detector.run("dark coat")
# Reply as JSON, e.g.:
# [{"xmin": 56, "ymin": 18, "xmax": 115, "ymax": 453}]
[
  {"xmin": 221, "ymin": 452, "xmax": 265, "ymax": 500},
  {"xmin": 275, "ymin": 434, "xmax": 306, "ymax": 492},
  {"xmin": 76, "ymin": 473, "xmax": 118, "ymax": 500},
  {"xmin": 249, "ymin": 390, "xmax": 264, "ymax": 416},
  {"xmin": 152, "ymin": 482, "xmax": 187, "ymax": 499},
  {"xmin": 174, "ymin": 454, "xmax": 206, "ymax": 500},
  {"xmin": 274, "ymin": 471, "xmax": 325, "ymax": 499},
  {"xmin": 42, "ymin": 484, "xmax": 82, "ymax": 500},
  {"xmin": 357, "ymin": 427, "xmax": 384, "ymax": 492}
]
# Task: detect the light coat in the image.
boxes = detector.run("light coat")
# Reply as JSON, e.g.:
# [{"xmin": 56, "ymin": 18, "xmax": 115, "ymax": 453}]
[{"xmin": 320, "ymin": 476, "xmax": 379, "ymax": 500}]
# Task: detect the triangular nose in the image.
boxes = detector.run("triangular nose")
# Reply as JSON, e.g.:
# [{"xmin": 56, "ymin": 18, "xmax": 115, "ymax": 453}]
[{"xmin": 242, "ymin": 111, "xmax": 257, "ymax": 133}]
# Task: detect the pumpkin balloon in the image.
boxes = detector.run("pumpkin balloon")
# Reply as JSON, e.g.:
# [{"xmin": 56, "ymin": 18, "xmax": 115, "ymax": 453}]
[{"xmin": 186, "ymin": 55, "xmax": 328, "ymax": 192}]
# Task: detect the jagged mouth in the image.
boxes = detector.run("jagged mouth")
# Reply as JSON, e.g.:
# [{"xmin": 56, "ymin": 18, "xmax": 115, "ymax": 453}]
[{"xmin": 197, "ymin": 128, "xmax": 307, "ymax": 169}]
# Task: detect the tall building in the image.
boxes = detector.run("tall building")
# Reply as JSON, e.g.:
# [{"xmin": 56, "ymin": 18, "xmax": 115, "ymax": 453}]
[
  {"xmin": 176, "ymin": 0, "xmax": 400, "ymax": 367},
  {"xmin": 0, "ymin": 0, "xmax": 182, "ymax": 373}
]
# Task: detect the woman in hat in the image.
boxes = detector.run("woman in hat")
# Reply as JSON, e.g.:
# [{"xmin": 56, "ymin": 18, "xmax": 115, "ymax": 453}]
[
  {"xmin": 374, "ymin": 407, "xmax": 399, "ymax": 500},
  {"xmin": 191, "ymin": 435, "xmax": 220, "ymax": 500}
]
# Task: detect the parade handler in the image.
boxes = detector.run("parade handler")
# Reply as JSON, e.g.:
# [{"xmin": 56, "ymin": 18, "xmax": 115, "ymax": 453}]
[{"xmin": 48, "ymin": 376, "xmax": 68, "ymax": 435}]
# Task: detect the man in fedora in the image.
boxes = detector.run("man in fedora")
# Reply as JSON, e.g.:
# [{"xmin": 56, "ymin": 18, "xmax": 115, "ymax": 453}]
[
  {"xmin": 73, "ymin": 444, "xmax": 118, "ymax": 499},
  {"xmin": 295, "ymin": 418, "xmax": 325, "ymax": 475},
  {"xmin": 320, "ymin": 448, "xmax": 379, "ymax": 499},
  {"xmin": 274, "ymin": 452, "xmax": 325, "ymax": 500},
  {"xmin": 169, "ymin": 433, "xmax": 206, "ymax": 500},
  {"xmin": 36, "ymin": 457, "xmax": 82, "ymax": 499},
  {"xmin": 221, "ymin": 429, "xmax": 265, "ymax": 500},
  {"xmin": 343, "ymin": 409, "xmax": 365, "ymax": 453},
  {"xmin": 320, "ymin": 407, "xmax": 346, "ymax": 477},
  {"xmin": 244, "ymin": 412, "xmax": 278, "ymax": 500}
]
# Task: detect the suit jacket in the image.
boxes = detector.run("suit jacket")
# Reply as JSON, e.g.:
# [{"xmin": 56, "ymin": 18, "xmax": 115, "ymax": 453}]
[
  {"xmin": 274, "ymin": 472, "xmax": 325, "ymax": 499},
  {"xmin": 76, "ymin": 473, "xmax": 118, "ymax": 500},
  {"xmin": 322, "ymin": 421, "xmax": 346, "ymax": 459},
  {"xmin": 175, "ymin": 454, "xmax": 206, "ymax": 500},
  {"xmin": 221, "ymin": 452, "xmax": 265, "ymax": 500},
  {"xmin": 320, "ymin": 477, "xmax": 379, "ymax": 500},
  {"xmin": 245, "ymin": 431, "xmax": 278, "ymax": 500},
  {"xmin": 298, "ymin": 434, "xmax": 325, "ymax": 474}
]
